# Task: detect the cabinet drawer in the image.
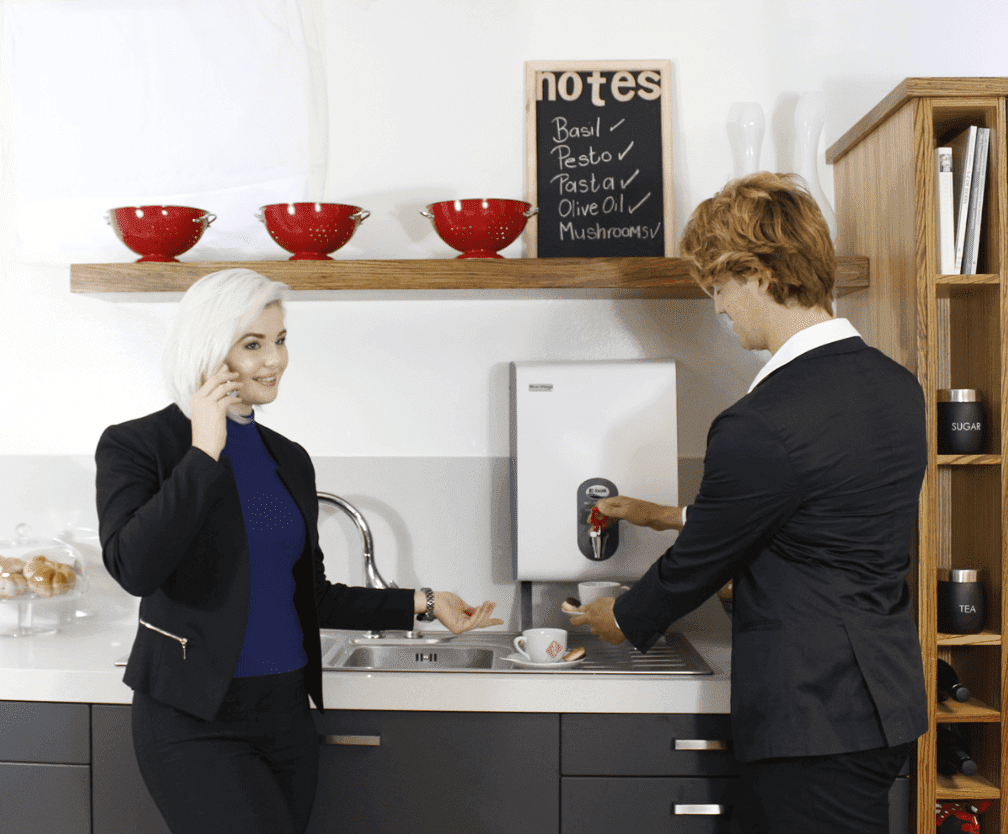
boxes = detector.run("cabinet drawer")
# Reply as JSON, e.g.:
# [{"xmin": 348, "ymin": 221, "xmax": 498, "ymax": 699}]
[
  {"xmin": 309, "ymin": 711, "xmax": 559, "ymax": 834},
  {"xmin": 0, "ymin": 762, "xmax": 91, "ymax": 833},
  {"xmin": 561, "ymin": 714, "xmax": 737, "ymax": 776},
  {"xmin": 562, "ymin": 776, "xmax": 737, "ymax": 834},
  {"xmin": 91, "ymin": 704, "xmax": 173, "ymax": 834},
  {"xmin": 0, "ymin": 701, "xmax": 90, "ymax": 764}
]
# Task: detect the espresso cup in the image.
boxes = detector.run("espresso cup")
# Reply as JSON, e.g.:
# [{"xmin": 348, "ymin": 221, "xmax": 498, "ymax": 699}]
[
  {"xmin": 513, "ymin": 628, "xmax": 567, "ymax": 663},
  {"xmin": 578, "ymin": 580, "xmax": 629, "ymax": 606}
]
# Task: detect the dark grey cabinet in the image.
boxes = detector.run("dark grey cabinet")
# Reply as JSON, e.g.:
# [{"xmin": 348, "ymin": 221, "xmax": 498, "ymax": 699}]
[
  {"xmin": 563, "ymin": 776, "xmax": 738, "ymax": 833},
  {"xmin": 91, "ymin": 704, "xmax": 172, "ymax": 834},
  {"xmin": 306, "ymin": 710, "xmax": 559, "ymax": 834},
  {"xmin": 3, "ymin": 699, "xmax": 767, "ymax": 834},
  {"xmin": 0, "ymin": 761, "xmax": 92, "ymax": 834},
  {"xmin": 84, "ymin": 704, "xmax": 560, "ymax": 834},
  {"xmin": 0, "ymin": 702, "xmax": 91, "ymax": 834},
  {"xmin": 561, "ymin": 713, "xmax": 738, "ymax": 776},
  {"xmin": 559, "ymin": 714, "xmax": 910, "ymax": 834},
  {"xmin": 560, "ymin": 714, "xmax": 739, "ymax": 834}
]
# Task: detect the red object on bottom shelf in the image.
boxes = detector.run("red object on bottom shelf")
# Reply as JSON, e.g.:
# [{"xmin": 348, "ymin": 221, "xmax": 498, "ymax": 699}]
[{"xmin": 936, "ymin": 800, "xmax": 992, "ymax": 834}]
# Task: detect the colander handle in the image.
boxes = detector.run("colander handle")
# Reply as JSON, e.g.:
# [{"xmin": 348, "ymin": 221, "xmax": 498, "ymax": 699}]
[
  {"xmin": 197, "ymin": 213, "xmax": 217, "ymax": 226},
  {"xmin": 523, "ymin": 206, "xmax": 539, "ymax": 218},
  {"xmin": 104, "ymin": 211, "xmax": 112, "ymax": 226},
  {"xmin": 419, "ymin": 208, "xmax": 435, "ymax": 220},
  {"xmin": 254, "ymin": 210, "xmax": 265, "ymax": 224},
  {"xmin": 351, "ymin": 209, "xmax": 370, "ymax": 225}
]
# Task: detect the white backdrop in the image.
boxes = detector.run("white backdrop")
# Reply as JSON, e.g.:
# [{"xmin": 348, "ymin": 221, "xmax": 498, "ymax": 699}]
[
  {"xmin": 1, "ymin": 0, "xmax": 1007, "ymax": 460},
  {"xmin": 3, "ymin": 0, "xmax": 325, "ymax": 261}
]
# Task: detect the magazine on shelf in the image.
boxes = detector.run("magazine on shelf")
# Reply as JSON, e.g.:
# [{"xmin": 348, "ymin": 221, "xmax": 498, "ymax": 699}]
[
  {"xmin": 949, "ymin": 125, "xmax": 977, "ymax": 273},
  {"xmin": 934, "ymin": 147, "xmax": 955, "ymax": 274},
  {"xmin": 961, "ymin": 126, "xmax": 990, "ymax": 275}
]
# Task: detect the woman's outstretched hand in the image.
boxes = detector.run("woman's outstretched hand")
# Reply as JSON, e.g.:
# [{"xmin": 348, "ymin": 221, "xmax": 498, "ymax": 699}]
[{"xmin": 432, "ymin": 592, "xmax": 503, "ymax": 634}]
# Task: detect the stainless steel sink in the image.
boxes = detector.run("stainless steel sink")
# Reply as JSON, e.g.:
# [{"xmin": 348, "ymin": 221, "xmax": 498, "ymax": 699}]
[
  {"xmin": 320, "ymin": 631, "xmax": 713, "ymax": 675},
  {"xmin": 339, "ymin": 644, "xmax": 497, "ymax": 670}
]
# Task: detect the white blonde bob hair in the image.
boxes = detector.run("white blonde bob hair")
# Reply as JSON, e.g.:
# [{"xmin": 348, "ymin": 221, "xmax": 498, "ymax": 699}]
[{"xmin": 163, "ymin": 268, "xmax": 289, "ymax": 418}]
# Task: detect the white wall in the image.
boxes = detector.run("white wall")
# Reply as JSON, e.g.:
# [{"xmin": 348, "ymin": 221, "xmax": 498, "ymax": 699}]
[{"xmin": 1, "ymin": 0, "xmax": 1006, "ymax": 622}]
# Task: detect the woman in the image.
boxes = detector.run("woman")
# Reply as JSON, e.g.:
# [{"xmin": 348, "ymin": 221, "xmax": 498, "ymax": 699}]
[{"xmin": 95, "ymin": 268, "xmax": 501, "ymax": 834}]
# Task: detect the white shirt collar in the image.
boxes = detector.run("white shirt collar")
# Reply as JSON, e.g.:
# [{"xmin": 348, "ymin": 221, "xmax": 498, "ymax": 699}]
[{"xmin": 747, "ymin": 318, "xmax": 862, "ymax": 393}]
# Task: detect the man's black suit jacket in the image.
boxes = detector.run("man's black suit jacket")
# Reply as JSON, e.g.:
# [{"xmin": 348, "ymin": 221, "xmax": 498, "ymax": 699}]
[
  {"xmin": 614, "ymin": 337, "xmax": 929, "ymax": 763},
  {"xmin": 95, "ymin": 404, "xmax": 416, "ymax": 720}
]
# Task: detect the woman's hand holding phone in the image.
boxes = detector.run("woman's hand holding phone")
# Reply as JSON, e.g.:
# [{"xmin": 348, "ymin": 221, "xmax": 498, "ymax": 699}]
[{"xmin": 189, "ymin": 364, "xmax": 241, "ymax": 461}]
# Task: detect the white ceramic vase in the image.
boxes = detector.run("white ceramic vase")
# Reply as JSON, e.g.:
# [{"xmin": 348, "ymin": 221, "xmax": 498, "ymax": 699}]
[{"xmin": 793, "ymin": 91, "xmax": 837, "ymax": 240}]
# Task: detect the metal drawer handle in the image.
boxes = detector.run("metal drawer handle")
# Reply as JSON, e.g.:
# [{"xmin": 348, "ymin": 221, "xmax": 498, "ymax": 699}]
[
  {"xmin": 674, "ymin": 739, "xmax": 729, "ymax": 751},
  {"xmin": 322, "ymin": 735, "xmax": 381, "ymax": 746},
  {"xmin": 673, "ymin": 804, "xmax": 728, "ymax": 816}
]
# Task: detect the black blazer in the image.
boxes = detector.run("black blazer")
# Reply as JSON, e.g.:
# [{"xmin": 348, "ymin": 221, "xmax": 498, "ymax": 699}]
[
  {"xmin": 614, "ymin": 337, "xmax": 929, "ymax": 762},
  {"xmin": 95, "ymin": 403, "xmax": 416, "ymax": 720}
]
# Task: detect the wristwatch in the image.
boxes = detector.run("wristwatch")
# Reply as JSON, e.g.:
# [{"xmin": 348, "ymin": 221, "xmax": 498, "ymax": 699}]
[{"xmin": 417, "ymin": 587, "xmax": 435, "ymax": 622}]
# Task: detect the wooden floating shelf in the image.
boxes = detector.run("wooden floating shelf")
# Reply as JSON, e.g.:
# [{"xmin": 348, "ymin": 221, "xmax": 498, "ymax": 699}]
[
  {"xmin": 936, "ymin": 772, "xmax": 1001, "ymax": 801},
  {"xmin": 936, "ymin": 697, "xmax": 1000, "ymax": 722},
  {"xmin": 69, "ymin": 256, "xmax": 870, "ymax": 298},
  {"xmin": 938, "ymin": 630, "xmax": 1002, "ymax": 647},
  {"xmin": 937, "ymin": 454, "xmax": 1002, "ymax": 466}
]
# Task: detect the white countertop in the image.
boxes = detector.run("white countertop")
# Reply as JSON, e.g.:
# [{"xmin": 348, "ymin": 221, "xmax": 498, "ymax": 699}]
[{"xmin": 0, "ymin": 573, "xmax": 732, "ymax": 714}]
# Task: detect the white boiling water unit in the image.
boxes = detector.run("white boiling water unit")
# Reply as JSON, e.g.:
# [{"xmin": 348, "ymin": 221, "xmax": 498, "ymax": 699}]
[{"xmin": 510, "ymin": 360, "xmax": 679, "ymax": 582}]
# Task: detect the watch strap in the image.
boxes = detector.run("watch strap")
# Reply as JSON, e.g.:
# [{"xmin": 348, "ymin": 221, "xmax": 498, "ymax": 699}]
[{"xmin": 418, "ymin": 587, "xmax": 435, "ymax": 621}]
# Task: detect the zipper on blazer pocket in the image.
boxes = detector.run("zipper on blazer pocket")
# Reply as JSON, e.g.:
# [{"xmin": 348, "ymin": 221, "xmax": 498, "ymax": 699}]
[{"xmin": 139, "ymin": 618, "xmax": 188, "ymax": 660}]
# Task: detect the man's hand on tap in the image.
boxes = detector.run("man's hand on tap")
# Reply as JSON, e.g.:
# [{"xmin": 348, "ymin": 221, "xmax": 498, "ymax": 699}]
[
  {"xmin": 415, "ymin": 590, "xmax": 503, "ymax": 634},
  {"xmin": 594, "ymin": 496, "xmax": 686, "ymax": 531}
]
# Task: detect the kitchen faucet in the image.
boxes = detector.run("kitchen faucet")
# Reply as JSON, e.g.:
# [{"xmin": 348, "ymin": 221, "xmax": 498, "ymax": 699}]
[{"xmin": 317, "ymin": 492, "xmax": 397, "ymax": 638}]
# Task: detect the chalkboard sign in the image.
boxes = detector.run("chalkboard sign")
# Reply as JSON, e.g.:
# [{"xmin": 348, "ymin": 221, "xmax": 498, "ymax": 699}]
[{"xmin": 525, "ymin": 60, "xmax": 674, "ymax": 258}]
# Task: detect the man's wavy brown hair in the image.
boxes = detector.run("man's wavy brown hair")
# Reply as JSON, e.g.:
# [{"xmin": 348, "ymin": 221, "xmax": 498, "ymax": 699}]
[{"xmin": 679, "ymin": 172, "xmax": 835, "ymax": 311}]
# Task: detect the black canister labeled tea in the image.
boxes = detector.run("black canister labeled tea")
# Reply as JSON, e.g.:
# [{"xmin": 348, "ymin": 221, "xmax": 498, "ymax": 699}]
[
  {"xmin": 937, "ymin": 389, "xmax": 985, "ymax": 454},
  {"xmin": 937, "ymin": 568, "xmax": 986, "ymax": 634}
]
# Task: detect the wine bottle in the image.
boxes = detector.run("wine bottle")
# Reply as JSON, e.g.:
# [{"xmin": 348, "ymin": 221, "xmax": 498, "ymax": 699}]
[
  {"xmin": 937, "ymin": 659, "xmax": 971, "ymax": 703},
  {"xmin": 936, "ymin": 725, "xmax": 978, "ymax": 777}
]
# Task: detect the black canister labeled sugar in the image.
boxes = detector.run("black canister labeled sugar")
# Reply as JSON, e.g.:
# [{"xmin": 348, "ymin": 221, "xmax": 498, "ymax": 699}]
[{"xmin": 937, "ymin": 389, "xmax": 984, "ymax": 454}]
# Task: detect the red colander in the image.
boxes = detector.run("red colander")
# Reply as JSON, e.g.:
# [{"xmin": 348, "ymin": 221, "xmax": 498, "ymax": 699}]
[
  {"xmin": 421, "ymin": 199, "xmax": 538, "ymax": 258},
  {"xmin": 106, "ymin": 205, "xmax": 215, "ymax": 262},
  {"xmin": 257, "ymin": 202, "xmax": 370, "ymax": 260}
]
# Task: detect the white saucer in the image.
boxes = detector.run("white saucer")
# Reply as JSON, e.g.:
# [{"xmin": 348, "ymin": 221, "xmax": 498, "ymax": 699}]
[{"xmin": 502, "ymin": 653, "xmax": 585, "ymax": 669}]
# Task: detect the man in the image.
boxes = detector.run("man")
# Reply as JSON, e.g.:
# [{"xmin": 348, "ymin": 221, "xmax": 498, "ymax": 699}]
[{"xmin": 571, "ymin": 172, "xmax": 928, "ymax": 834}]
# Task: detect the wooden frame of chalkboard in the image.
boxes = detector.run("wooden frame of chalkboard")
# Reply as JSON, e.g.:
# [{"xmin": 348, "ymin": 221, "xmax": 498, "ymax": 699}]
[{"xmin": 525, "ymin": 60, "xmax": 674, "ymax": 258}]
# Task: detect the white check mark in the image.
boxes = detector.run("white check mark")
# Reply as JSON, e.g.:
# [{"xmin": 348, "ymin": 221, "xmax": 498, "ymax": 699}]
[
  {"xmin": 629, "ymin": 193, "xmax": 651, "ymax": 214},
  {"xmin": 621, "ymin": 169, "xmax": 640, "ymax": 189},
  {"xmin": 610, "ymin": 118, "xmax": 626, "ymax": 132},
  {"xmin": 618, "ymin": 141, "xmax": 634, "ymax": 161}
]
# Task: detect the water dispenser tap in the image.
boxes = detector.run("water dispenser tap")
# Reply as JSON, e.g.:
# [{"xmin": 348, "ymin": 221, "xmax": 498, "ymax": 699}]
[{"xmin": 577, "ymin": 477, "xmax": 619, "ymax": 561}]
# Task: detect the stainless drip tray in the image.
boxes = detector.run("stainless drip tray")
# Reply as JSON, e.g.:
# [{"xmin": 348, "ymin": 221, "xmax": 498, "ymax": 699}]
[
  {"xmin": 320, "ymin": 631, "xmax": 713, "ymax": 675},
  {"xmin": 573, "ymin": 633, "xmax": 712, "ymax": 675}
]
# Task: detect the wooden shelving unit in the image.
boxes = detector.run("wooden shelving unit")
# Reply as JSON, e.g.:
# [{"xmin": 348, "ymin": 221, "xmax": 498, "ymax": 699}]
[
  {"xmin": 937, "ymin": 697, "xmax": 1001, "ymax": 723},
  {"xmin": 69, "ymin": 255, "xmax": 869, "ymax": 298},
  {"xmin": 829, "ymin": 77, "xmax": 1008, "ymax": 834},
  {"xmin": 937, "ymin": 773, "xmax": 1001, "ymax": 802}
]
